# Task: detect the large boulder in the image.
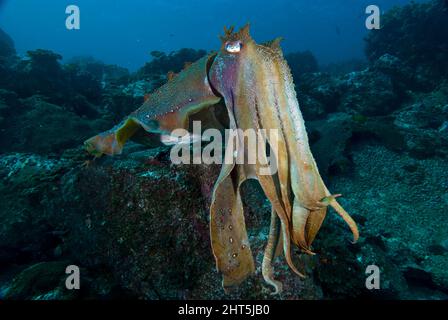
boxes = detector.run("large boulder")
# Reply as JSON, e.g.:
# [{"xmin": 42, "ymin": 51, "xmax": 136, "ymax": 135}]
[
  {"xmin": 307, "ymin": 113, "xmax": 354, "ymax": 176},
  {"xmin": 0, "ymin": 96, "xmax": 111, "ymax": 154},
  {"xmin": 0, "ymin": 153, "xmax": 74, "ymax": 268},
  {"xmin": 0, "ymin": 147, "xmax": 322, "ymax": 299},
  {"xmin": 0, "ymin": 28, "xmax": 17, "ymax": 88},
  {"xmin": 297, "ymin": 72, "xmax": 341, "ymax": 120},
  {"xmin": 0, "ymin": 27, "xmax": 15, "ymax": 59},
  {"xmin": 365, "ymin": 0, "xmax": 448, "ymax": 89},
  {"xmin": 336, "ymin": 68, "xmax": 401, "ymax": 116},
  {"xmin": 57, "ymin": 146, "xmax": 321, "ymax": 299}
]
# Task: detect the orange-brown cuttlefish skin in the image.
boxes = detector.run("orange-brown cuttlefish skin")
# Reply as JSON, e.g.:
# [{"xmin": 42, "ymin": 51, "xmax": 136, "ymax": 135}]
[{"xmin": 84, "ymin": 24, "xmax": 359, "ymax": 295}]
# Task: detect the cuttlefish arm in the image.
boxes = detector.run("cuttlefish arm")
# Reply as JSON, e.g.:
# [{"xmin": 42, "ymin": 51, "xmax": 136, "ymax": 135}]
[
  {"xmin": 84, "ymin": 54, "xmax": 221, "ymax": 156},
  {"xmin": 210, "ymin": 159, "xmax": 255, "ymax": 288},
  {"xmin": 208, "ymin": 84, "xmax": 258, "ymax": 288},
  {"xmin": 262, "ymin": 208, "xmax": 283, "ymax": 295}
]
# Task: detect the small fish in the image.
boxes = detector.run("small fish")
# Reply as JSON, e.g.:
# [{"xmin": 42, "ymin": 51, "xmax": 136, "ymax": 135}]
[
  {"xmin": 335, "ymin": 26, "xmax": 341, "ymax": 36},
  {"xmin": 166, "ymin": 71, "xmax": 177, "ymax": 81}
]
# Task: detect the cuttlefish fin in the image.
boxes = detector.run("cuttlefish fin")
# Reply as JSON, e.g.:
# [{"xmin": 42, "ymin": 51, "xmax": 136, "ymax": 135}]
[{"xmin": 262, "ymin": 207, "xmax": 283, "ymax": 295}]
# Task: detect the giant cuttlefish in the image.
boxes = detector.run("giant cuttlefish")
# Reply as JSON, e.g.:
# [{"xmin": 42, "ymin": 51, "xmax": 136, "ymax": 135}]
[{"xmin": 84, "ymin": 25, "xmax": 359, "ymax": 294}]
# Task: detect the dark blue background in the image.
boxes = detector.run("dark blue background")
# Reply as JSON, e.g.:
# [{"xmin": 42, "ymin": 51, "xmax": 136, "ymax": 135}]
[{"xmin": 0, "ymin": 0, "xmax": 418, "ymax": 70}]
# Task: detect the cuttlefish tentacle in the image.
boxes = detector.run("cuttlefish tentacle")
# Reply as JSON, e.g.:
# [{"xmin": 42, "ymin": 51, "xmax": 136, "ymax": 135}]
[
  {"xmin": 256, "ymin": 163, "xmax": 305, "ymax": 279},
  {"xmin": 274, "ymin": 226, "xmax": 284, "ymax": 258},
  {"xmin": 305, "ymin": 195, "xmax": 359, "ymax": 247},
  {"xmin": 304, "ymin": 208, "xmax": 327, "ymax": 249},
  {"xmin": 262, "ymin": 207, "xmax": 283, "ymax": 295},
  {"xmin": 292, "ymin": 199, "xmax": 315, "ymax": 255},
  {"xmin": 322, "ymin": 194, "xmax": 359, "ymax": 243}
]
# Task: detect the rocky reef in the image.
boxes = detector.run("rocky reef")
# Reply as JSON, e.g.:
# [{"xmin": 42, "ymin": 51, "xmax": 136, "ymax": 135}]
[{"xmin": 1, "ymin": 0, "xmax": 447, "ymax": 300}]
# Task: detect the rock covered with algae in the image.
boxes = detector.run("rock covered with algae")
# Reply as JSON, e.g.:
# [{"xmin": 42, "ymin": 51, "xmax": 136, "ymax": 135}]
[{"xmin": 0, "ymin": 147, "xmax": 322, "ymax": 299}]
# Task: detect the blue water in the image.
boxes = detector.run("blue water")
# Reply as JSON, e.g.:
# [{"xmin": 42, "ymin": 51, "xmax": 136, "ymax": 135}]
[{"xmin": 0, "ymin": 0, "xmax": 418, "ymax": 70}]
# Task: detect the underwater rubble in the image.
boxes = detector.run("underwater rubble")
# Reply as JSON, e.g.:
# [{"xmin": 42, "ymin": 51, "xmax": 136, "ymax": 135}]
[{"xmin": 1, "ymin": 0, "xmax": 448, "ymax": 300}]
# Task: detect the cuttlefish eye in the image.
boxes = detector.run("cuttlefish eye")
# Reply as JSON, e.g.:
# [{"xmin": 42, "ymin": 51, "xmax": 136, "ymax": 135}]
[{"xmin": 225, "ymin": 41, "xmax": 242, "ymax": 53}]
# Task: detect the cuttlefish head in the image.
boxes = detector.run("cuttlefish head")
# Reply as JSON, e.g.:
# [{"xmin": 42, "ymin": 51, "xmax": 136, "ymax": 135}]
[
  {"xmin": 208, "ymin": 25, "xmax": 251, "ymax": 102},
  {"xmin": 208, "ymin": 24, "xmax": 268, "ymax": 132}
]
